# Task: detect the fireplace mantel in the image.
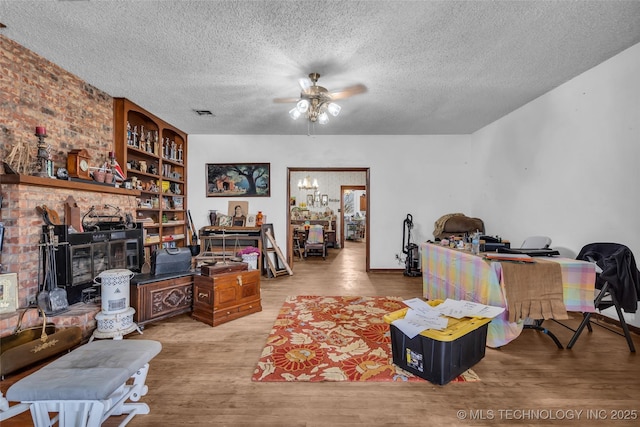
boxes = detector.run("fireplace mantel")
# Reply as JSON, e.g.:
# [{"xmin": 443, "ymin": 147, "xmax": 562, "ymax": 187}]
[{"xmin": 0, "ymin": 173, "xmax": 141, "ymax": 196}]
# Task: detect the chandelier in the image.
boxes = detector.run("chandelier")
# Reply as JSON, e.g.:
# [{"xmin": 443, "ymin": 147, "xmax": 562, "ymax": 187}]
[
  {"xmin": 288, "ymin": 73, "xmax": 341, "ymax": 125},
  {"xmin": 298, "ymin": 175, "xmax": 319, "ymax": 190}
]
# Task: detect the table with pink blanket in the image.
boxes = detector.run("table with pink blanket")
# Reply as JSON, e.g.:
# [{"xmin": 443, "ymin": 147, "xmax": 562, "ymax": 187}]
[{"xmin": 421, "ymin": 242, "xmax": 596, "ymax": 348}]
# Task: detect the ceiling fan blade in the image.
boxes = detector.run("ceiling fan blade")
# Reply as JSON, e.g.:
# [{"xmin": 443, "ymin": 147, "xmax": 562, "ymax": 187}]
[
  {"xmin": 273, "ymin": 97, "xmax": 299, "ymax": 104},
  {"xmin": 329, "ymin": 84, "xmax": 367, "ymax": 100},
  {"xmin": 299, "ymin": 77, "xmax": 312, "ymax": 92}
]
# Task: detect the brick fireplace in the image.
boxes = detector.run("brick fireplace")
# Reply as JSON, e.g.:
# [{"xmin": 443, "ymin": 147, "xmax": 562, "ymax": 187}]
[
  {"xmin": 0, "ymin": 34, "xmax": 137, "ymax": 340},
  {"xmin": 0, "ymin": 180, "xmax": 140, "ymax": 340}
]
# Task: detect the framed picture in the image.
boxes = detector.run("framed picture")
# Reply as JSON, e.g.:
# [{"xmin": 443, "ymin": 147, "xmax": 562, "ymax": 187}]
[
  {"xmin": 206, "ymin": 163, "xmax": 270, "ymax": 197},
  {"xmin": 228, "ymin": 201, "xmax": 248, "ymax": 227},
  {"xmin": 321, "ymin": 194, "xmax": 328, "ymax": 206},
  {"xmin": 246, "ymin": 214, "xmax": 257, "ymax": 227},
  {"xmin": 217, "ymin": 214, "xmax": 232, "ymax": 227},
  {"xmin": 306, "ymin": 194, "xmax": 314, "ymax": 206}
]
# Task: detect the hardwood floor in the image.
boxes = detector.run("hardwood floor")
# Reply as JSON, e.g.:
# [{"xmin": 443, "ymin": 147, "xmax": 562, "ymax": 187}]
[{"xmin": 3, "ymin": 240, "xmax": 640, "ymax": 426}]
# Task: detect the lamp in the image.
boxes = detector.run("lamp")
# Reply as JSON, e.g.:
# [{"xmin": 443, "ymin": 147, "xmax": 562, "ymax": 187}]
[
  {"xmin": 289, "ymin": 73, "xmax": 341, "ymax": 125},
  {"xmin": 298, "ymin": 175, "xmax": 319, "ymax": 191}
]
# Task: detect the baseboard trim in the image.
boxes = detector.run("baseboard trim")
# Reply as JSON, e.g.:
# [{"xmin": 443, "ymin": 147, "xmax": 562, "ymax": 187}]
[
  {"xmin": 369, "ymin": 268, "xmax": 422, "ymax": 276},
  {"xmin": 590, "ymin": 312, "xmax": 640, "ymax": 335}
]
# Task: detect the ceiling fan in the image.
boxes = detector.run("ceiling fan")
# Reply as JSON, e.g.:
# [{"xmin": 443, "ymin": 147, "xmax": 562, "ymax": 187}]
[{"xmin": 274, "ymin": 73, "xmax": 367, "ymax": 125}]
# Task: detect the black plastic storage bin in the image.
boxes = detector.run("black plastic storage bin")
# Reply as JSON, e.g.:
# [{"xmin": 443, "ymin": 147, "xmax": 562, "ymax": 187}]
[{"xmin": 385, "ymin": 306, "xmax": 490, "ymax": 385}]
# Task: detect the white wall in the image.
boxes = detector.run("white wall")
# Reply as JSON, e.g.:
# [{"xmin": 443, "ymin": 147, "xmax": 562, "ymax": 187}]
[
  {"xmin": 471, "ymin": 42, "xmax": 640, "ymax": 326},
  {"xmin": 473, "ymin": 41, "xmax": 640, "ymax": 260},
  {"xmin": 187, "ymin": 134, "xmax": 475, "ymax": 268}
]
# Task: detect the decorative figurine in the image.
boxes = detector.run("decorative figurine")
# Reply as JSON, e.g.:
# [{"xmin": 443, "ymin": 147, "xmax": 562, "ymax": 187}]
[
  {"xmin": 139, "ymin": 125, "xmax": 145, "ymax": 145},
  {"xmin": 126, "ymin": 121, "xmax": 132, "ymax": 145},
  {"xmin": 132, "ymin": 125, "xmax": 138, "ymax": 148},
  {"xmin": 170, "ymin": 140, "xmax": 177, "ymax": 161}
]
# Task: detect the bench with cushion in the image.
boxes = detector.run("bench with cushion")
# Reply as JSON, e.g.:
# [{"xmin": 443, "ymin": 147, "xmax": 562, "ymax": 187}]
[{"xmin": 5, "ymin": 339, "xmax": 162, "ymax": 427}]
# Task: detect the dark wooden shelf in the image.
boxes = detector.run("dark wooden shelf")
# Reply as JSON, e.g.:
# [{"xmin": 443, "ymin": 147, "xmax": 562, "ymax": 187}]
[{"xmin": 0, "ymin": 173, "xmax": 141, "ymax": 196}]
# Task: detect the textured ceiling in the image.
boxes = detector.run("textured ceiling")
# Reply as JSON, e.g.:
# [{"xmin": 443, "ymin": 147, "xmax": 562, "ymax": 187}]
[{"xmin": 2, "ymin": 1, "xmax": 640, "ymax": 135}]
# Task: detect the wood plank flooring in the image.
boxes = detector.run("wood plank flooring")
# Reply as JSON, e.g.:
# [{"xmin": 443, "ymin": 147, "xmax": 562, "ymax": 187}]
[{"xmin": 2, "ymin": 240, "xmax": 639, "ymax": 426}]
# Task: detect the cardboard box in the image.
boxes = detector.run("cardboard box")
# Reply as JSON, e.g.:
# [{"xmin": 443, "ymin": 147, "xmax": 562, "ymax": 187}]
[{"xmin": 384, "ymin": 305, "xmax": 491, "ymax": 385}]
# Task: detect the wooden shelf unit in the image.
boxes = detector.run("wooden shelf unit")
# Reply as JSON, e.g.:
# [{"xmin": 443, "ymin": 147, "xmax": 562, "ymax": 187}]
[{"xmin": 113, "ymin": 98, "xmax": 188, "ymax": 256}]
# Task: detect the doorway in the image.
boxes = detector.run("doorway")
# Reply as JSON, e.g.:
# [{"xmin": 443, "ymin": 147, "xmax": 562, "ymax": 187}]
[
  {"xmin": 340, "ymin": 185, "xmax": 366, "ymax": 249},
  {"xmin": 287, "ymin": 167, "xmax": 370, "ymax": 271}
]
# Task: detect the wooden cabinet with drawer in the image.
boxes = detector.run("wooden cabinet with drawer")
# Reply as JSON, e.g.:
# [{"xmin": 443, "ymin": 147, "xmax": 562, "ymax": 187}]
[
  {"xmin": 130, "ymin": 273, "xmax": 194, "ymax": 327},
  {"xmin": 192, "ymin": 269, "xmax": 261, "ymax": 327}
]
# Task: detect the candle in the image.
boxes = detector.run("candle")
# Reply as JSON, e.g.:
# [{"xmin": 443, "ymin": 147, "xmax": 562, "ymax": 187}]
[{"xmin": 35, "ymin": 126, "xmax": 46, "ymax": 135}]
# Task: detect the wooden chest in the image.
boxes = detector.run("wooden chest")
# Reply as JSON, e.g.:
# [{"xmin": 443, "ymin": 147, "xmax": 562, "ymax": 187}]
[
  {"xmin": 192, "ymin": 269, "xmax": 261, "ymax": 327},
  {"xmin": 130, "ymin": 274, "xmax": 194, "ymax": 327}
]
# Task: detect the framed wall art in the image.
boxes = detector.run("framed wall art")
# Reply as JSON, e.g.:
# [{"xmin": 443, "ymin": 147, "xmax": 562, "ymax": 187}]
[
  {"xmin": 206, "ymin": 163, "xmax": 270, "ymax": 197},
  {"xmin": 228, "ymin": 201, "xmax": 248, "ymax": 227}
]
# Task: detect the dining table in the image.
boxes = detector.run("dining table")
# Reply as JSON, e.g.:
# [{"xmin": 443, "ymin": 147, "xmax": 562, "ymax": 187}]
[{"xmin": 421, "ymin": 242, "xmax": 596, "ymax": 348}]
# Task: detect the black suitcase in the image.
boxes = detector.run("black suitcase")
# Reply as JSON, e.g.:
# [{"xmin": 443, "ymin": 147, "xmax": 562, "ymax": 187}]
[{"xmin": 151, "ymin": 247, "xmax": 192, "ymax": 275}]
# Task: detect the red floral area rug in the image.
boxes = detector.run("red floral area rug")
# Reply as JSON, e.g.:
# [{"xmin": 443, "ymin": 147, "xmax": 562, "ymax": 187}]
[{"xmin": 252, "ymin": 296, "xmax": 479, "ymax": 383}]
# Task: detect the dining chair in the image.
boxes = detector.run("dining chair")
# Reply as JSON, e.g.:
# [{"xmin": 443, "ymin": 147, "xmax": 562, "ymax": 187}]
[
  {"xmin": 293, "ymin": 229, "xmax": 305, "ymax": 260},
  {"xmin": 304, "ymin": 225, "xmax": 326, "ymax": 259},
  {"xmin": 566, "ymin": 242, "xmax": 639, "ymax": 352}
]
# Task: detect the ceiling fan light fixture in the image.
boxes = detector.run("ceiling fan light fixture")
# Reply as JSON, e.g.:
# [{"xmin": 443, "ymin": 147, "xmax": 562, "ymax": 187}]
[
  {"xmin": 327, "ymin": 102, "xmax": 341, "ymax": 117},
  {"xmin": 279, "ymin": 73, "xmax": 365, "ymax": 128},
  {"xmin": 318, "ymin": 111, "xmax": 329, "ymax": 125},
  {"xmin": 296, "ymin": 99, "xmax": 309, "ymax": 114},
  {"xmin": 289, "ymin": 107, "xmax": 302, "ymax": 120}
]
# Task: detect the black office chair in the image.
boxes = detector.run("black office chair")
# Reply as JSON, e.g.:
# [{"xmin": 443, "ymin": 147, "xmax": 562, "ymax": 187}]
[{"xmin": 566, "ymin": 242, "xmax": 639, "ymax": 352}]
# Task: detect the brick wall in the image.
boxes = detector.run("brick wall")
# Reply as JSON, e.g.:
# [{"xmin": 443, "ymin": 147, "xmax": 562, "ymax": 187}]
[
  {"xmin": 0, "ymin": 35, "xmax": 134, "ymax": 337},
  {"xmin": 0, "ymin": 34, "xmax": 113, "ymax": 167}
]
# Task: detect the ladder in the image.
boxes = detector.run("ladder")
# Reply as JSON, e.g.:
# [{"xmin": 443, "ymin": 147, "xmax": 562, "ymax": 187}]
[{"xmin": 262, "ymin": 227, "xmax": 292, "ymax": 278}]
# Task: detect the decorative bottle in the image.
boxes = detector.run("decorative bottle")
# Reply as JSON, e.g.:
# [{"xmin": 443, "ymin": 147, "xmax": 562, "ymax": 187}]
[
  {"xmin": 256, "ymin": 211, "xmax": 263, "ymax": 226},
  {"xmin": 471, "ymin": 232, "xmax": 480, "ymax": 255}
]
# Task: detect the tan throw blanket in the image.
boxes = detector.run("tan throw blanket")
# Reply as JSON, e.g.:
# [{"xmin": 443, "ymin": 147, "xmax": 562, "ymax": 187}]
[{"xmin": 500, "ymin": 259, "xmax": 568, "ymax": 323}]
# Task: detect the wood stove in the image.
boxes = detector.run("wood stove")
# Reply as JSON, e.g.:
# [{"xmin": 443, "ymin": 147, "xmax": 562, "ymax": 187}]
[{"xmin": 47, "ymin": 225, "xmax": 143, "ymax": 305}]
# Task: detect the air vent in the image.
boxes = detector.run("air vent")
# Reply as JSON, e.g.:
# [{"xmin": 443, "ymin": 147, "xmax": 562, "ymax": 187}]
[{"xmin": 194, "ymin": 110, "xmax": 214, "ymax": 116}]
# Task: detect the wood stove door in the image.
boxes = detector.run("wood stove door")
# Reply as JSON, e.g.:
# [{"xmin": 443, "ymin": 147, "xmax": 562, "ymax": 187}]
[
  {"xmin": 92, "ymin": 241, "xmax": 109, "ymax": 278},
  {"xmin": 109, "ymin": 240, "xmax": 127, "ymax": 269},
  {"xmin": 70, "ymin": 244, "xmax": 92, "ymax": 285}
]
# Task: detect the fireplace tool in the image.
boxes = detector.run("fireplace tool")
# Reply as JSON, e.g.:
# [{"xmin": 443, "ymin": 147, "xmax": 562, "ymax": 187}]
[{"xmin": 37, "ymin": 226, "xmax": 69, "ymax": 315}]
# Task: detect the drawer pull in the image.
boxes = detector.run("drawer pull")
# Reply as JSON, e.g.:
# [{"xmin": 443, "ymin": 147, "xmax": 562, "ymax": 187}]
[
  {"xmin": 226, "ymin": 311, "xmax": 231, "ymax": 315},
  {"xmin": 237, "ymin": 275, "xmax": 243, "ymax": 286},
  {"xmin": 198, "ymin": 292, "xmax": 209, "ymax": 299}
]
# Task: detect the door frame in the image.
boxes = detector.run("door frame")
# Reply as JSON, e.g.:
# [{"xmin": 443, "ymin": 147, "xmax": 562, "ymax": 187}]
[
  {"xmin": 287, "ymin": 167, "xmax": 370, "ymax": 272},
  {"xmin": 340, "ymin": 185, "xmax": 366, "ymax": 249}
]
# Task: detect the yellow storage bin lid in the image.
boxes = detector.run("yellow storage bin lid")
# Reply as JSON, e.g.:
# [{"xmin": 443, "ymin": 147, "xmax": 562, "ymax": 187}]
[{"xmin": 383, "ymin": 299, "xmax": 492, "ymax": 342}]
